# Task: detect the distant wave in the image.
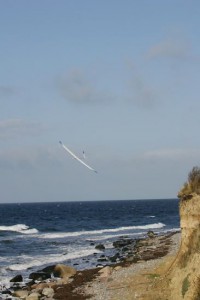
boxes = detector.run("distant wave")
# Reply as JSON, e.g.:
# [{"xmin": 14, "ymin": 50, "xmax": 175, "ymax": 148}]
[
  {"xmin": 90, "ymin": 226, "xmax": 180, "ymax": 241},
  {"xmin": 40, "ymin": 222, "xmax": 165, "ymax": 239},
  {"xmin": 0, "ymin": 224, "xmax": 38, "ymax": 234}
]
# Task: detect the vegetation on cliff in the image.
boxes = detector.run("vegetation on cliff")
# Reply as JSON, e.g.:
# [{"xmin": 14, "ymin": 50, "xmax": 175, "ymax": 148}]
[
  {"xmin": 143, "ymin": 167, "xmax": 200, "ymax": 300},
  {"xmin": 178, "ymin": 166, "xmax": 200, "ymax": 199}
]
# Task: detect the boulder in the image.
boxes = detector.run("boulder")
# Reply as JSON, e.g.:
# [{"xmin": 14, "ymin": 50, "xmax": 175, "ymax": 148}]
[
  {"xmin": 13, "ymin": 290, "xmax": 29, "ymax": 298},
  {"xmin": 31, "ymin": 282, "xmax": 49, "ymax": 290},
  {"xmin": 42, "ymin": 287, "xmax": 54, "ymax": 298},
  {"xmin": 26, "ymin": 292, "xmax": 40, "ymax": 300},
  {"xmin": 97, "ymin": 256, "xmax": 108, "ymax": 262},
  {"xmin": 29, "ymin": 272, "xmax": 51, "ymax": 281},
  {"xmin": 114, "ymin": 266, "xmax": 122, "ymax": 271},
  {"xmin": 113, "ymin": 238, "xmax": 133, "ymax": 248},
  {"xmin": 147, "ymin": 230, "xmax": 156, "ymax": 238},
  {"xmin": 1, "ymin": 289, "xmax": 12, "ymax": 295},
  {"xmin": 53, "ymin": 264, "xmax": 76, "ymax": 279},
  {"xmin": 10, "ymin": 274, "xmax": 23, "ymax": 282},
  {"xmin": 41, "ymin": 265, "xmax": 56, "ymax": 275},
  {"xmin": 109, "ymin": 253, "xmax": 120, "ymax": 263},
  {"xmin": 96, "ymin": 264, "xmax": 104, "ymax": 268},
  {"xmin": 95, "ymin": 244, "xmax": 105, "ymax": 250}
]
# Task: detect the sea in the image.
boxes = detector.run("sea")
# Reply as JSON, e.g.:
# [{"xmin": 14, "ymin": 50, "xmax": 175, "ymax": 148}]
[{"xmin": 0, "ymin": 199, "xmax": 180, "ymax": 291}]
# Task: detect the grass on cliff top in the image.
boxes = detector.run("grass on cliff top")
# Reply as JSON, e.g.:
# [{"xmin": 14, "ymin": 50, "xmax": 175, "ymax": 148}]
[{"xmin": 178, "ymin": 166, "xmax": 200, "ymax": 198}]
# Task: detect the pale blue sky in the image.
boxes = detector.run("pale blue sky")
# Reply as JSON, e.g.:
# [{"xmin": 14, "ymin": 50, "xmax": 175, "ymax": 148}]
[{"xmin": 0, "ymin": 1, "xmax": 200, "ymax": 203}]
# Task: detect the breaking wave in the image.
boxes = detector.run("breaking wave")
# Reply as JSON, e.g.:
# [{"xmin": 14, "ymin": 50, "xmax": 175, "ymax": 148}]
[
  {"xmin": 7, "ymin": 248, "xmax": 98, "ymax": 271},
  {"xmin": 0, "ymin": 224, "xmax": 38, "ymax": 234}
]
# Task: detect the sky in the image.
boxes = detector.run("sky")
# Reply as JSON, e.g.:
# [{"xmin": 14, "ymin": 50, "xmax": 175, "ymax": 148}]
[{"xmin": 0, "ymin": 0, "xmax": 200, "ymax": 203}]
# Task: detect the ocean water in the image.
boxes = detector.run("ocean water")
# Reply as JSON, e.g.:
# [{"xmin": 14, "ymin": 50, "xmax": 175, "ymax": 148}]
[{"xmin": 0, "ymin": 199, "xmax": 180, "ymax": 289}]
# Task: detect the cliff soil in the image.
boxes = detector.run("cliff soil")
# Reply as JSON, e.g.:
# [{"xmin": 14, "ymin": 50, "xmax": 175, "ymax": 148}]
[{"xmin": 142, "ymin": 194, "xmax": 200, "ymax": 300}]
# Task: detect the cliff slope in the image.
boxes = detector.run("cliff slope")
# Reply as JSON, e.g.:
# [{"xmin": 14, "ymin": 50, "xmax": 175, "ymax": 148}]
[
  {"xmin": 147, "ymin": 167, "xmax": 200, "ymax": 300},
  {"xmin": 167, "ymin": 193, "xmax": 200, "ymax": 300}
]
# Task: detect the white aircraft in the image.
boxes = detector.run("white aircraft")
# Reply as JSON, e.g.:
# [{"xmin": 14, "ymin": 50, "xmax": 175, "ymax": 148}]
[{"xmin": 59, "ymin": 141, "xmax": 97, "ymax": 173}]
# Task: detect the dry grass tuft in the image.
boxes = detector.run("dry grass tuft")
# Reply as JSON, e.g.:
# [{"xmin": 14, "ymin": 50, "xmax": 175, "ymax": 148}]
[{"xmin": 178, "ymin": 166, "xmax": 200, "ymax": 199}]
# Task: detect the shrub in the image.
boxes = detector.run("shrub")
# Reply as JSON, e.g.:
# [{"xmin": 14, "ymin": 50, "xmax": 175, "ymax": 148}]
[
  {"xmin": 188, "ymin": 166, "xmax": 200, "ymax": 194},
  {"xmin": 178, "ymin": 166, "xmax": 200, "ymax": 198}
]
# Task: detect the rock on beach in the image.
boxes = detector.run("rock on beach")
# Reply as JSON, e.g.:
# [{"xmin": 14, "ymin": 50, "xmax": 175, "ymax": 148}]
[{"xmin": 6, "ymin": 231, "xmax": 180, "ymax": 300}]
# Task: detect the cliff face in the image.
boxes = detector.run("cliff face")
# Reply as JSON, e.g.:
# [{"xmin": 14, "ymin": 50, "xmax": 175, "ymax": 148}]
[
  {"xmin": 168, "ymin": 193, "xmax": 200, "ymax": 300},
  {"xmin": 179, "ymin": 194, "xmax": 200, "ymax": 265}
]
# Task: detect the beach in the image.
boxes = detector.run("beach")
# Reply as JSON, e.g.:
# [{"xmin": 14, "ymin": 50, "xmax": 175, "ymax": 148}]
[
  {"xmin": 10, "ymin": 231, "xmax": 181, "ymax": 300},
  {"xmin": 83, "ymin": 232, "xmax": 181, "ymax": 300}
]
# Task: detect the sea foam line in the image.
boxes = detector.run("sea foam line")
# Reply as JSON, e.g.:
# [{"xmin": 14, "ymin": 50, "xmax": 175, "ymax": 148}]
[{"xmin": 39, "ymin": 223, "xmax": 165, "ymax": 239}]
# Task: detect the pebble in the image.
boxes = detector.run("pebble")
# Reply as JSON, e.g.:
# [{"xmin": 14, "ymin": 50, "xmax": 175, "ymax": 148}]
[{"xmin": 83, "ymin": 232, "xmax": 181, "ymax": 300}]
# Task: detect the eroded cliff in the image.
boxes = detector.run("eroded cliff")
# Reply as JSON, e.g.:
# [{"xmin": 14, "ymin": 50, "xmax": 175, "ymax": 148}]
[
  {"xmin": 168, "ymin": 193, "xmax": 200, "ymax": 300},
  {"xmin": 146, "ymin": 167, "xmax": 200, "ymax": 300}
]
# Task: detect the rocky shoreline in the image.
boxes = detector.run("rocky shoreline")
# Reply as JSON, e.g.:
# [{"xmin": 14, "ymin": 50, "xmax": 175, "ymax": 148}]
[{"xmin": 1, "ymin": 231, "xmax": 180, "ymax": 300}]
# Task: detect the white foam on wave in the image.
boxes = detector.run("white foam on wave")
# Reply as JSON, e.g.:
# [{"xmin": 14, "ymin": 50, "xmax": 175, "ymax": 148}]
[
  {"xmin": 39, "ymin": 223, "xmax": 165, "ymax": 239},
  {"xmin": 7, "ymin": 248, "xmax": 98, "ymax": 271},
  {"xmin": 0, "ymin": 224, "xmax": 38, "ymax": 234},
  {"xmin": 134, "ymin": 223, "xmax": 165, "ymax": 229},
  {"xmin": 162, "ymin": 227, "xmax": 180, "ymax": 233}
]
